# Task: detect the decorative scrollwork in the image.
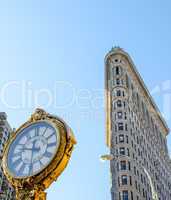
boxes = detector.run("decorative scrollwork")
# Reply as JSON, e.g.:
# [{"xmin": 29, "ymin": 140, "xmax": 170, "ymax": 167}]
[
  {"xmin": 16, "ymin": 188, "xmax": 35, "ymax": 200},
  {"xmin": 30, "ymin": 108, "xmax": 48, "ymax": 122}
]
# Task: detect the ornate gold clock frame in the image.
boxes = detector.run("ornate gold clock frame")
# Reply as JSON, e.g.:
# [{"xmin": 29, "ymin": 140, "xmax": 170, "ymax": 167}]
[{"xmin": 2, "ymin": 108, "xmax": 77, "ymax": 200}]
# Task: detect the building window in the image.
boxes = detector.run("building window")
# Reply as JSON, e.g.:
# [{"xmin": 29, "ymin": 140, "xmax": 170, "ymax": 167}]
[
  {"xmin": 125, "ymin": 124, "xmax": 128, "ymax": 131},
  {"xmin": 137, "ymin": 136, "xmax": 139, "ymax": 144},
  {"xmin": 116, "ymin": 78, "xmax": 120, "ymax": 85},
  {"xmin": 121, "ymin": 175, "xmax": 128, "ymax": 185},
  {"xmin": 118, "ymin": 177, "xmax": 120, "ymax": 187},
  {"xmin": 128, "ymin": 161, "xmax": 131, "ymax": 171},
  {"xmin": 116, "ymin": 66, "xmax": 119, "ymax": 75},
  {"xmin": 120, "ymin": 161, "xmax": 126, "ymax": 170},
  {"xmin": 135, "ymin": 180, "xmax": 138, "ymax": 189},
  {"xmin": 131, "ymin": 191, "xmax": 133, "ymax": 200},
  {"xmin": 130, "ymin": 176, "xmax": 132, "ymax": 185},
  {"xmin": 124, "ymin": 112, "xmax": 127, "ymax": 119},
  {"xmin": 116, "ymin": 90, "xmax": 121, "ymax": 96},
  {"xmin": 119, "ymin": 135, "xmax": 124, "ymax": 143},
  {"xmin": 132, "ymin": 153, "xmax": 135, "ymax": 159},
  {"xmin": 120, "ymin": 147, "xmax": 125, "ymax": 155},
  {"xmin": 115, "ymin": 66, "xmax": 123, "ymax": 76},
  {"xmin": 126, "ymin": 136, "xmax": 129, "ymax": 143},
  {"xmin": 127, "ymin": 148, "xmax": 130, "ymax": 156},
  {"xmin": 117, "ymin": 100, "xmax": 122, "ymax": 107},
  {"xmin": 141, "ymin": 174, "xmax": 143, "ymax": 183},
  {"xmin": 137, "ymin": 170, "xmax": 139, "ymax": 177},
  {"xmin": 118, "ymin": 111, "xmax": 123, "ymax": 119},
  {"xmin": 119, "ymin": 192, "xmax": 121, "ymax": 200},
  {"xmin": 118, "ymin": 123, "xmax": 124, "ymax": 131},
  {"xmin": 122, "ymin": 190, "xmax": 128, "ymax": 200}
]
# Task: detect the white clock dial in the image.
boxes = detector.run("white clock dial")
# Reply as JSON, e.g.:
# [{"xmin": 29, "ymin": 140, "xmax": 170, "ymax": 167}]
[{"xmin": 7, "ymin": 121, "xmax": 60, "ymax": 178}]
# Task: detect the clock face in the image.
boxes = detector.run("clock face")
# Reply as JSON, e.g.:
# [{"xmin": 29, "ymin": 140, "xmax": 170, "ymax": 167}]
[{"xmin": 7, "ymin": 121, "xmax": 60, "ymax": 178}]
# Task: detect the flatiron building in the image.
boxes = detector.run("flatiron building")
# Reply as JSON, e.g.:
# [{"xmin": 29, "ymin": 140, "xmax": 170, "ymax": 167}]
[
  {"xmin": 105, "ymin": 47, "xmax": 171, "ymax": 200},
  {"xmin": 0, "ymin": 112, "xmax": 15, "ymax": 200}
]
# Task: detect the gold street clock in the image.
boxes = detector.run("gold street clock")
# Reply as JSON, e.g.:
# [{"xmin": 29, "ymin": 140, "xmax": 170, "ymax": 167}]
[{"xmin": 2, "ymin": 108, "xmax": 76, "ymax": 200}]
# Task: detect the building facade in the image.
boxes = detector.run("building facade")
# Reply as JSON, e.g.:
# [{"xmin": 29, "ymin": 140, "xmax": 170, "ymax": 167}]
[
  {"xmin": 0, "ymin": 112, "xmax": 15, "ymax": 200},
  {"xmin": 105, "ymin": 47, "xmax": 171, "ymax": 200}
]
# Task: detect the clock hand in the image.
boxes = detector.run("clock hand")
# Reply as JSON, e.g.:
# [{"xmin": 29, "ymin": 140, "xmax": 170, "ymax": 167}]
[
  {"xmin": 29, "ymin": 147, "xmax": 34, "ymax": 174},
  {"xmin": 31, "ymin": 141, "xmax": 36, "ymax": 163},
  {"xmin": 32, "ymin": 147, "xmax": 40, "ymax": 152},
  {"xmin": 31, "ymin": 140, "xmax": 39, "ymax": 151},
  {"xmin": 23, "ymin": 141, "xmax": 40, "ymax": 151},
  {"xmin": 23, "ymin": 147, "xmax": 40, "ymax": 151}
]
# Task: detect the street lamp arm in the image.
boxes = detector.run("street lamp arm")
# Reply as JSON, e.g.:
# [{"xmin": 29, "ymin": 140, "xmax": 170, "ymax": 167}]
[{"xmin": 100, "ymin": 154, "xmax": 114, "ymax": 161}]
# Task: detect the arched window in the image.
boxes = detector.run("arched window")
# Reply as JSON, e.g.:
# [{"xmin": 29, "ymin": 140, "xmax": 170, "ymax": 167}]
[
  {"xmin": 113, "ymin": 66, "xmax": 123, "ymax": 76},
  {"xmin": 116, "ymin": 66, "xmax": 119, "ymax": 75}
]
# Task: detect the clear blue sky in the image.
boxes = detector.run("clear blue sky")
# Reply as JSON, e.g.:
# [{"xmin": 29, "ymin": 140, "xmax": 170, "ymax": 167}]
[{"xmin": 0, "ymin": 1, "xmax": 171, "ymax": 199}]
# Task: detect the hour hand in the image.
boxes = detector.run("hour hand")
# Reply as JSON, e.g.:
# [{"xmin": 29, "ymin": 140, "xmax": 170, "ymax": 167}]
[{"xmin": 23, "ymin": 147, "xmax": 40, "ymax": 151}]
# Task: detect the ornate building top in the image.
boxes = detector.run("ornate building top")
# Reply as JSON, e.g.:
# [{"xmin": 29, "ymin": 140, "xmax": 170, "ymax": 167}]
[{"xmin": 105, "ymin": 47, "xmax": 169, "ymax": 135}]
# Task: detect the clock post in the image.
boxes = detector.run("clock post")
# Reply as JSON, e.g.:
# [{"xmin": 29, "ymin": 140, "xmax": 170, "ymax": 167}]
[
  {"xmin": 35, "ymin": 190, "xmax": 46, "ymax": 200},
  {"xmin": 15, "ymin": 186, "xmax": 47, "ymax": 200},
  {"xmin": 2, "ymin": 109, "xmax": 77, "ymax": 200}
]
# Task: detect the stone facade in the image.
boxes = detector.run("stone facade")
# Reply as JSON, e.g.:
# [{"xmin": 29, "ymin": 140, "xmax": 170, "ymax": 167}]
[
  {"xmin": 0, "ymin": 112, "xmax": 15, "ymax": 200},
  {"xmin": 105, "ymin": 47, "xmax": 171, "ymax": 200}
]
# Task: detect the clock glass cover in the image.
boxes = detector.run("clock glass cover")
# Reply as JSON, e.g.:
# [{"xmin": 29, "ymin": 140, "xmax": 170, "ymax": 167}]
[{"xmin": 7, "ymin": 121, "xmax": 60, "ymax": 178}]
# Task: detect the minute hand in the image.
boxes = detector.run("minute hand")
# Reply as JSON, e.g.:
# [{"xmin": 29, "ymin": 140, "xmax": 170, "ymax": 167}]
[{"xmin": 23, "ymin": 147, "xmax": 40, "ymax": 151}]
